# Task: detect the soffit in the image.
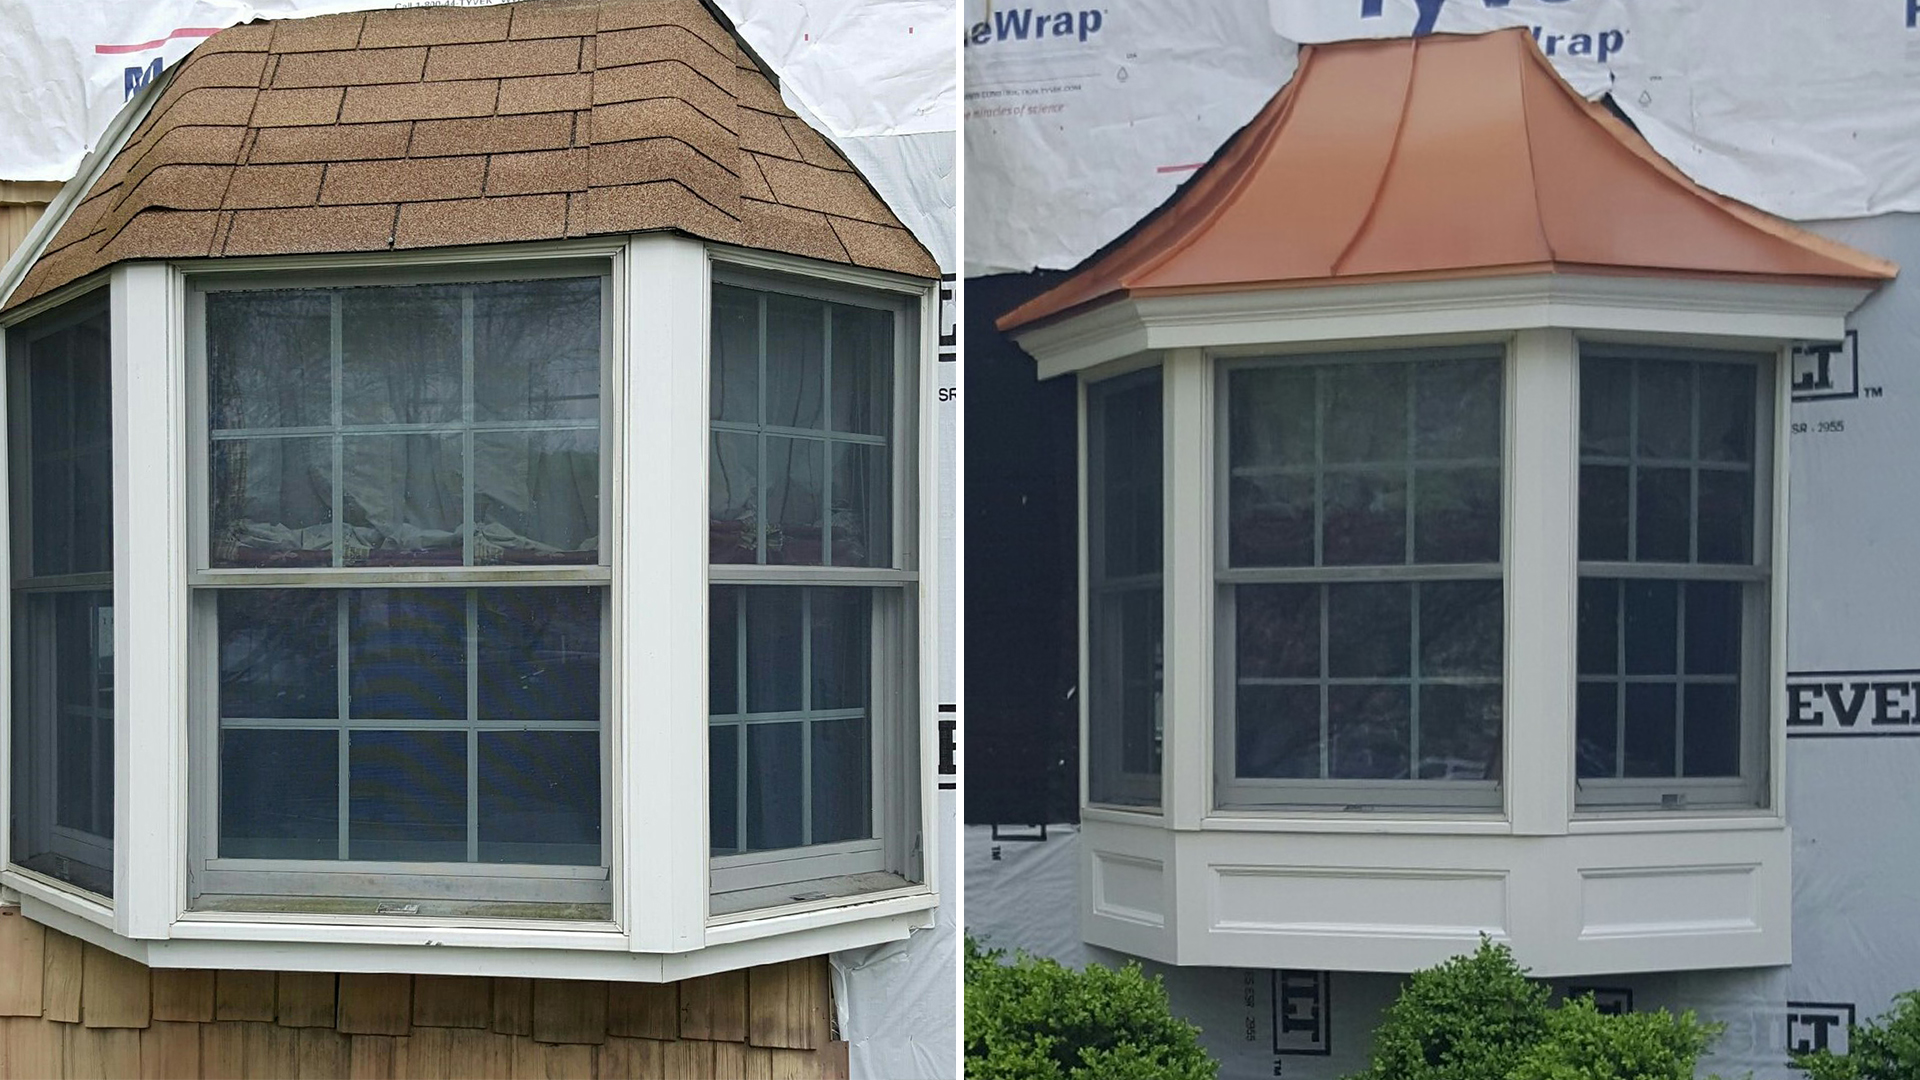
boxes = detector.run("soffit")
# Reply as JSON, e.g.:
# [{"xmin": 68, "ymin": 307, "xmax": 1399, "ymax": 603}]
[
  {"xmin": 1000, "ymin": 29, "xmax": 1895, "ymax": 334},
  {"xmin": 5, "ymin": 0, "xmax": 936, "ymax": 312}
]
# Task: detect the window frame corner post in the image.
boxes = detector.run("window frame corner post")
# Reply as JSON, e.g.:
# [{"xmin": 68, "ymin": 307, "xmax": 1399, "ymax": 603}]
[
  {"xmin": 1075, "ymin": 375, "xmax": 1092, "ymax": 813},
  {"xmin": 1767, "ymin": 342, "xmax": 1792, "ymax": 817},
  {"xmin": 1162, "ymin": 346, "xmax": 1212, "ymax": 829},
  {"xmin": 619, "ymin": 234, "xmax": 710, "ymax": 952},
  {"xmin": 109, "ymin": 261, "xmax": 186, "ymax": 938},
  {"xmin": 916, "ymin": 279, "xmax": 941, "ymax": 897},
  {"xmin": 1506, "ymin": 327, "xmax": 1578, "ymax": 836}
]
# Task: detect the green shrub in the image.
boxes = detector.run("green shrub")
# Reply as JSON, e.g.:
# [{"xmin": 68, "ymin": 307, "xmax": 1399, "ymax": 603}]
[
  {"xmin": 1345, "ymin": 939, "xmax": 1552, "ymax": 1080},
  {"xmin": 1511, "ymin": 995, "xmax": 1720, "ymax": 1080},
  {"xmin": 963, "ymin": 936, "xmax": 1217, "ymax": 1080},
  {"xmin": 1793, "ymin": 991, "xmax": 1920, "ymax": 1080},
  {"xmin": 1345, "ymin": 938, "xmax": 1722, "ymax": 1080}
]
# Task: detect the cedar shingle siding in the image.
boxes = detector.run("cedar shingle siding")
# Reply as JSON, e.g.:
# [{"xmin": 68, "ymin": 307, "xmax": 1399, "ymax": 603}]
[
  {"xmin": 0, "ymin": 907, "xmax": 849, "ymax": 1078},
  {"xmin": 6, "ymin": 0, "xmax": 936, "ymax": 311}
]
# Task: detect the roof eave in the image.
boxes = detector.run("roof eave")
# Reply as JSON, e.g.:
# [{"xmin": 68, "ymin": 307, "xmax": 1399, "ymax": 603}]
[{"xmin": 1017, "ymin": 270, "xmax": 1876, "ymax": 379}]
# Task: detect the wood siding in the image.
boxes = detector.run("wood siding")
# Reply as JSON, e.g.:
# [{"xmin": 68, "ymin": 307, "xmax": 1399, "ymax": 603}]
[{"xmin": 0, "ymin": 907, "xmax": 847, "ymax": 1079}]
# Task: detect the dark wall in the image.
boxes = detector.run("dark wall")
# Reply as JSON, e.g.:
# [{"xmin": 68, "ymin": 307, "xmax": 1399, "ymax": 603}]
[{"xmin": 963, "ymin": 273, "xmax": 1081, "ymax": 826}]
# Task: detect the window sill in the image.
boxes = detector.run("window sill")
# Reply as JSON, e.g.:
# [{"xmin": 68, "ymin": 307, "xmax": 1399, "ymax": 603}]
[
  {"xmin": 1197, "ymin": 813, "xmax": 1513, "ymax": 836},
  {"xmin": 1567, "ymin": 810, "xmax": 1785, "ymax": 834},
  {"xmin": 1, "ymin": 868, "xmax": 113, "ymax": 931}
]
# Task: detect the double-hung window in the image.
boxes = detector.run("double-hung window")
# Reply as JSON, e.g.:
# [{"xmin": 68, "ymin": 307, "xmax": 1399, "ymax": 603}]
[
  {"xmin": 1086, "ymin": 369, "xmax": 1163, "ymax": 808},
  {"xmin": 7, "ymin": 290, "xmax": 115, "ymax": 898},
  {"xmin": 707, "ymin": 272, "xmax": 921, "ymax": 915},
  {"xmin": 1215, "ymin": 348, "xmax": 1504, "ymax": 811},
  {"xmin": 1575, "ymin": 346, "xmax": 1773, "ymax": 810},
  {"xmin": 186, "ymin": 264, "xmax": 613, "ymax": 918}
]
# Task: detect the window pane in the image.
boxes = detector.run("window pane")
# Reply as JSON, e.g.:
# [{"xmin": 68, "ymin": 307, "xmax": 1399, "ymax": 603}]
[
  {"xmin": 348, "ymin": 590, "xmax": 466, "ymax": 721},
  {"xmin": 478, "ymin": 588, "xmax": 600, "ymax": 721},
  {"xmin": 1576, "ymin": 578, "xmax": 1618, "ymax": 675},
  {"xmin": 473, "ymin": 429, "xmax": 599, "ymax": 563},
  {"xmin": 712, "ymin": 285, "xmax": 761, "ymax": 424},
  {"xmin": 765, "ymin": 295, "xmax": 824, "ymax": 430},
  {"xmin": 1328, "ymin": 685, "xmax": 1410, "ymax": 779},
  {"xmin": 810, "ymin": 587, "xmax": 869, "ymax": 711},
  {"xmin": 710, "ymin": 586, "xmax": 740, "ymax": 715},
  {"xmin": 220, "ymin": 729, "xmax": 337, "ymax": 860},
  {"xmin": 1576, "ymin": 682, "xmax": 1618, "ymax": 779},
  {"xmin": 744, "ymin": 586, "xmax": 803, "ymax": 713},
  {"xmin": 1684, "ymin": 582, "xmax": 1742, "ymax": 676},
  {"xmin": 1229, "ymin": 367, "xmax": 1314, "ymax": 469},
  {"xmin": 211, "ymin": 437, "xmax": 334, "ymax": 568},
  {"xmin": 1579, "ymin": 357, "xmax": 1631, "ymax": 457},
  {"xmin": 207, "ymin": 290, "xmax": 333, "ymax": 431},
  {"xmin": 1623, "ymin": 580, "xmax": 1678, "ymax": 676},
  {"xmin": 1229, "ymin": 473, "xmax": 1314, "ymax": 568},
  {"xmin": 745, "ymin": 722, "xmax": 804, "ymax": 851},
  {"xmin": 1236, "ymin": 584, "xmax": 1318, "ymax": 680},
  {"xmin": 830, "ymin": 443, "xmax": 888, "ymax": 567},
  {"xmin": 1577, "ymin": 464, "xmax": 1629, "ymax": 562},
  {"xmin": 1090, "ymin": 586, "xmax": 1160, "ymax": 806},
  {"xmin": 1695, "ymin": 470, "xmax": 1752, "ymax": 564},
  {"xmin": 812, "ymin": 718, "xmax": 870, "ymax": 844},
  {"xmin": 1636, "ymin": 361, "xmax": 1693, "ymax": 459},
  {"xmin": 1327, "ymin": 583, "xmax": 1410, "ymax": 679},
  {"xmin": 1682, "ymin": 684, "xmax": 1740, "ymax": 777},
  {"xmin": 1635, "ymin": 467, "xmax": 1690, "ymax": 562},
  {"xmin": 1236, "ymin": 685, "xmax": 1319, "ymax": 779},
  {"xmin": 348, "ymin": 730, "xmax": 466, "ymax": 861},
  {"xmin": 16, "ymin": 302, "xmax": 112, "ymax": 578},
  {"xmin": 343, "ymin": 433, "xmax": 464, "ymax": 565},
  {"xmin": 1414, "ymin": 359, "xmax": 1500, "ymax": 460},
  {"xmin": 1623, "ymin": 683, "xmax": 1678, "ymax": 777},
  {"xmin": 765, "ymin": 436, "xmax": 824, "ymax": 566},
  {"xmin": 1323, "ymin": 469, "xmax": 1405, "ymax": 566},
  {"xmin": 1413, "ymin": 466, "xmax": 1499, "ymax": 563},
  {"xmin": 472, "ymin": 278, "xmax": 600, "ymax": 423},
  {"xmin": 710, "ymin": 725, "xmax": 739, "ymax": 854},
  {"xmin": 1419, "ymin": 685, "xmax": 1500, "ymax": 780},
  {"xmin": 1090, "ymin": 370, "xmax": 1164, "ymax": 808},
  {"xmin": 1324, "ymin": 363, "xmax": 1406, "ymax": 463},
  {"xmin": 478, "ymin": 731, "xmax": 600, "ymax": 864},
  {"xmin": 830, "ymin": 302, "xmax": 891, "ymax": 436},
  {"xmin": 219, "ymin": 590, "xmax": 337, "ymax": 719},
  {"xmin": 1420, "ymin": 580, "xmax": 1501, "ymax": 677},
  {"xmin": 340, "ymin": 285, "xmax": 463, "ymax": 425},
  {"xmin": 1697, "ymin": 364, "xmax": 1756, "ymax": 463},
  {"xmin": 710, "ymin": 432, "xmax": 760, "ymax": 564}
]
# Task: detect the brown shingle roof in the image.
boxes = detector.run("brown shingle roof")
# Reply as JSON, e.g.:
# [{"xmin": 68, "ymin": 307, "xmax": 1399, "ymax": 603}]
[
  {"xmin": 7, "ymin": 0, "xmax": 935, "ymax": 310},
  {"xmin": 1000, "ymin": 29, "xmax": 1894, "ymax": 333}
]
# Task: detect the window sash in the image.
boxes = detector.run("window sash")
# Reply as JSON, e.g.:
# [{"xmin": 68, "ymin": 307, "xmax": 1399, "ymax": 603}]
[
  {"xmin": 1087, "ymin": 369, "xmax": 1164, "ymax": 808},
  {"xmin": 183, "ymin": 262, "xmax": 619, "ymax": 916},
  {"xmin": 1574, "ymin": 346, "xmax": 1774, "ymax": 811},
  {"xmin": 1212, "ymin": 350, "xmax": 1506, "ymax": 811}
]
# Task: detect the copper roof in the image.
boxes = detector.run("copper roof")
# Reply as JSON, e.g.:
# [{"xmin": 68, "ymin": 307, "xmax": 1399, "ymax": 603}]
[
  {"xmin": 1001, "ymin": 29, "xmax": 1896, "ymax": 333},
  {"xmin": 6, "ymin": 0, "xmax": 936, "ymax": 311}
]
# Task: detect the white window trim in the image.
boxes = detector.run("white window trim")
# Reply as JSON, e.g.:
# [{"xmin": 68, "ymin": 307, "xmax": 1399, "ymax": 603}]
[{"xmin": 0, "ymin": 236, "xmax": 941, "ymax": 978}]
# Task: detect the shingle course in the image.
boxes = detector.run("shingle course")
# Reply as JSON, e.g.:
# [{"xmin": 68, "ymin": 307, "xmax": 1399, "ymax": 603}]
[{"xmin": 6, "ymin": 0, "xmax": 936, "ymax": 311}]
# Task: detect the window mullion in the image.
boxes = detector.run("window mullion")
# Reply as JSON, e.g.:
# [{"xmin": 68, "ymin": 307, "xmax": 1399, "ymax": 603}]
[
  {"xmin": 822, "ymin": 305, "xmax": 834, "ymax": 568},
  {"xmin": 756, "ymin": 296, "xmax": 768, "ymax": 565},
  {"xmin": 330, "ymin": 292, "xmax": 344, "ymax": 570},
  {"xmin": 335, "ymin": 590, "xmax": 350, "ymax": 861},
  {"xmin": 466, "ymin": 588, "xmax": 479, "ymax": 863},
  {"xmin": 462, "ymin": 287, "xmax": 476, "ymax": 568},
  {"xmin": 801, "ymin": 587, "xmax": 814, "ymax": 847}
]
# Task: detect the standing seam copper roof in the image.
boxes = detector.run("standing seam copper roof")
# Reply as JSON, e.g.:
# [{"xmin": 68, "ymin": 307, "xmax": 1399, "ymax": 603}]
[
  {"xmin": 5, "ymin": 0, "xmax": 937, "ymax": 311},
  {"xmin": 1000, "ymin": 29, "xmax": 1895, "ymax": 333}
]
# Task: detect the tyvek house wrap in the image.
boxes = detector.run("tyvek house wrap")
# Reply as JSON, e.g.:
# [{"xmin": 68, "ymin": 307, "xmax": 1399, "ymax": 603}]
[{"xmin": 964, "ymin": 12, "xmax": 1920, "ymax": 1080}]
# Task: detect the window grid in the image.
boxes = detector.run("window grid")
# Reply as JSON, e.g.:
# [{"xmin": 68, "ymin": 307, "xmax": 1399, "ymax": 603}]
[
  {"xmin": 209, "ymin": 286, "xmax": 601, "ymax": 569},
  {"xmin": 707, "ymin": 587, "xmax": 868, "ymax": 855},
  {"xmin": 709, "ymin": 290, "xmax": 887, "ymax": 568},
  {"xmin": 1576, "ymin": 350, "xmax": 1768, "ymax": 806},
  {"xmin": 1219, "ymin": 351, "xmax": 1503, "ymax": 806},
  {"xmin": 214, "ymin": 587, "xmax": 602, "ymax": 863}
]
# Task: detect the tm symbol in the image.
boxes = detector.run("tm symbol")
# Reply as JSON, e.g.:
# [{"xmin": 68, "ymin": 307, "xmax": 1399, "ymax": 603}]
[{"xmin": 1863, "ymin": 386, "xmax": 1885, "ymax": 397}]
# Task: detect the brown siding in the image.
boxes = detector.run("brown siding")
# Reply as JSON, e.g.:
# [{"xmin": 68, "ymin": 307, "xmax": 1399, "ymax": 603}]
[{"xmin": 0, "ymin": 906, "xmax": 847, "ymax": 1079}]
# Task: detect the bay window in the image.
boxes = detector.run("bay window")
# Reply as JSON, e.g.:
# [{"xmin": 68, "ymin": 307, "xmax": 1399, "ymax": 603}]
[
  {"xmin": 0, "ymin": 238, "xmax": 936, "ymax": 976},
  {"xmin": 1087, "ymin": 369, "xmax": 1162, "ymax": 808}
]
